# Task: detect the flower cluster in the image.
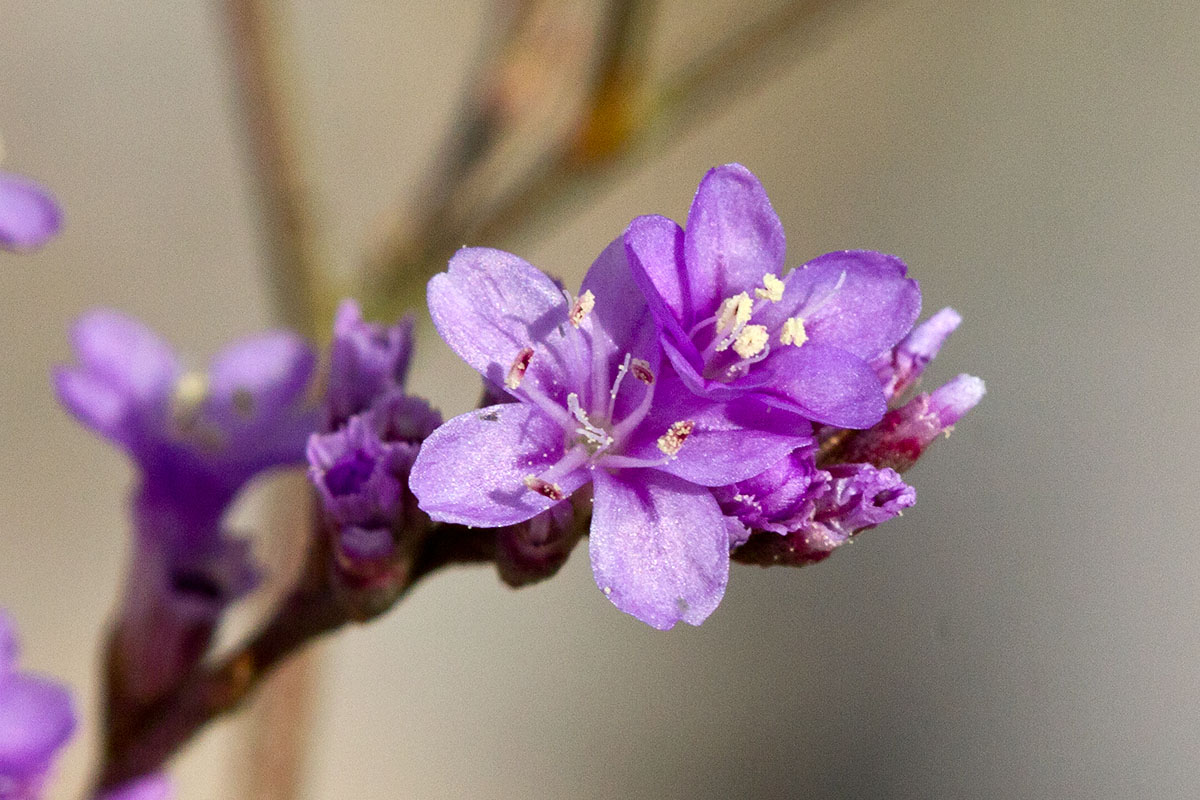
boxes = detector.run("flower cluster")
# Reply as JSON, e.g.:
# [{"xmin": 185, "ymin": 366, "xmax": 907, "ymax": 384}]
[
  {"xmin": 411, "ymin": 164, "xmax": 984, "ymax": 628},
  {"xmin": 306, "ymin": 301, "xmax": 441, "ymax": 598}
]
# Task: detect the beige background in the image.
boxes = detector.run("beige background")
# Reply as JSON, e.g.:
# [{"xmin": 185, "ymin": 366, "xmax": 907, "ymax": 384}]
[{"xmin": 3, "ymin": 1, "xmax": 1199, "ymax": 798}]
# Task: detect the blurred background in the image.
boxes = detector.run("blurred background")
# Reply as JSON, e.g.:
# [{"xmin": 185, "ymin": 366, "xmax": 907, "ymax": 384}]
[{"xmin": 3, "ymin": 0, "xmax": 1199, "ymax": 798}]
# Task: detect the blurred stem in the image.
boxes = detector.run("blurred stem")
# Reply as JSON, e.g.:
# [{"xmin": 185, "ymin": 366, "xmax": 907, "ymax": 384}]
[
  {"xmin": 368, "ymin": 0, "xmax": 868, "ymax": 319},
  {"xmin": 94, "ymin": 524, "xmax": 500, "ymax": 793},
  {"xmin": 223, "ymin": 0, "xmax": 333, "ymax": 336},
  {"xmin": 364, "ymin": 0, "xmax": 656, "ymax": 317}
]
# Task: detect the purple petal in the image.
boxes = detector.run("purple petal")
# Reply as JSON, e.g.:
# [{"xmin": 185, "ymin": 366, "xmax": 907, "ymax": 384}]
[
  {"xmin": 410, "ymin": 403, "xmax": 587, "ymax": 527},
  {"xmin": 68, "ymin": 310, "xmax": 180, "ymax": 407},
  {"xmin": 53, "ymin": 367, "xmax": 131, "ymax": 443},
  {"xmin": 817, "ymin": 463, "xmax": 916, "ymax": 537},
  {"xmin": 756, "ymin": 250, "xmax": 921, "ymax": 360},
  {"xmin": 428, "ymin": 248, "xmax": 574, "ymax": 398},
  {"xmin": 874, "ymin": 306, "xmax": 962, "ymax": 398},
  {"xmin": 0, "ymin": 172, "xmax": 62, "ymax": 251},
  {"xmin": 95, "ymin": 774, "xmax": 175, "ymax": 800},
  {"xmin": 758, "ymin": 343, "xmax": 887, "ymax": 428},
  {"xmin": 930, "ymin": 373, "xmax": 986, "ymax": 427},
  {"xmin": 589, "ymin": 469, "xmax": 728, "ymax": 629},
  {"xmin": 208, "ymin": 331, "xmax": 316, "ymax": 425},
  {"xmin": 623, "ymin": 215, "xmax": 696, "ymax": 338},
  {"xmin": 683, "ymin": 164, "xmax": 786, "ymax": 317},
  {"xmin": 0, "ymin": 673, "xmax": 76, "ymax": 779},
  {"xmin": 620, "ymin": 370, "xmax": 812, "ymax": 486}
]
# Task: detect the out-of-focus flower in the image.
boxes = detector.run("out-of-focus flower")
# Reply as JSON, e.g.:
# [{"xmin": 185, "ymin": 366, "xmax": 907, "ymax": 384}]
[
  {"xmin": 54, "ymin": 310, "xmax": 318, "ymax": 700},
  {"xmin": 0, "ymin": 611, "xmax": 75, "ymax": 800},
  {"xmin": 93, "ymin": 775, "xmax": 173, "ymax": 800},
  {"xmin": 494, "ymin": 501, "xmax": 580, "ymax": 588},
  {"xmin": 624, "ymin": 163, "xmax": 921, "ymax": 428},
  {"xmin": 411, "ymin": 243, "xmax": 810, "ymax": 629}
]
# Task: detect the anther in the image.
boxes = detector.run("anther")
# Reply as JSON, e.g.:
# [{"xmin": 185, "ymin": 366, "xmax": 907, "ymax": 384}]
[
  {"xmin": 732, "ymin": 325, "xmax": 769, "ymax": 359},
  {"xmin": 523, "ymin": 475, "xmax": 565, "ymax": 501},
  {"xmin": 630, "ymin": 358, "xmax": 655, "ymax": 384},
  {"xmin": 656, "ymin": 420, "xmax": 695, "ymax": 457},
  {"xmin": 506, "ymin": 347, "xmax": 535, "ymax": 389},
  {"xmin": 715, "ymin": 292, "xmax": 753, "ymax": 334},
  {"xmin": 779, "ymin": 317, "xmax": 808, "ymax": 347},
  {"xmin": 754, "ymin": 273, "xmax": 785, "ymax": 302},
  {"xmin": 568, "ymin": 290, "xmax": 595, "ymax": 328}
]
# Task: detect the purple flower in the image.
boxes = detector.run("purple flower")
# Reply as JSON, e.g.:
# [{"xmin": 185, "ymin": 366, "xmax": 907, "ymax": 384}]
[
  {"xmin": 411, "ymin": 242, "xmax": 812, "ymax": 628},
  {"xmin": 838, "ymin": 373, "xmax": 986, "ymax": 472},
  {"xmin": 625, "ymin": 163, "xmax": 922, "ymax": 428},
  {"xmin": 873, "ymin": 307, "xmax": 962, "ymax": 400},
  {"xmin": 94, "ymin": 775, "xmax": 173, "ymax": 800},
  {"xmin": 714, "ymin": 445, "xmax": 823, "ymax": 535},
  {"xmin": 0, "ymin": 172, "xmax": 61, "ymax": 252},
  {"xmin": 733, "ymin": 462, "xmax": 916, "ymax": 567},
  {"xmin": 326, "ymin": 300, "xmax": 415, "ymax": 429},
  {"xmin": 308, "ymin": 392, "xmax": 440, "ymax": 582},
  {"xmin": 0, "ymin": 611, "xmax": 75, "ymax": 800},
  {"xmin": 55, "ymin": 310, "xmax": 318, "ymax": 699}
]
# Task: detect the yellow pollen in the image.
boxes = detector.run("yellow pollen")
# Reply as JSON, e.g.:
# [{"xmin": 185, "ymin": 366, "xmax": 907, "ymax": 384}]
[
  {"xmin": 656, "ymin": 420, "xmax": 695, "ymax": 457},
  {"xmin": 754, "ymin": 273, "xmax": 785, "ymax": 302},
  {"xmin": 715, "ymin": 292, "xmax": 753, "ymax": 333},
  {"xmin": 569, "ymin": 290, "xmax": 595, "ymax": 328},
  {"xmin": 779, "ymin": 317, "xmax": 808, "ymax": 347},
  {"xmin": 732, "ymin": 324, "xmax": 769, "ymax": 359}
]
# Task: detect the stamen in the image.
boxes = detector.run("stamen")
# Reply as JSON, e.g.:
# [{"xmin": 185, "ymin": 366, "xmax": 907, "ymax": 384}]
[
  {"xmin": 567, "ymin": 392, "xmax": 613, "ymax": 450},
  {"xmin": 656, "ymin": 420, "xmax": 695, "ymax": 457},
  {"xmin": 609, "ymin": 353, "xmax": 632, "ymax": 404},
  {"xmin": 523, "ymin": 475, "xmax": 565, "ymax": 501},
  {"xmin": 506, "ymin": 347, "xmax": 535, "ymax": 389},
  {"xmin": 568, "ymin": 289, "xmax": 595, "ymax": 328},
  {"xmin": 630, "ymin": 358, "xmax": 655, "ymax": 384},
  {"xmin": 754, "ymin": 273, "xmax": 785, "ymax": 302},
  {"xmin": 732, "ymin": 325, "xmax": 769, "ymax": 359},
  {"xmin": 780, "ymin": 317, "xmax": 808, "ymax": 347},
  {"xmin": 715, "ymin": 292, "xmax": 753, "ymax": 334}
]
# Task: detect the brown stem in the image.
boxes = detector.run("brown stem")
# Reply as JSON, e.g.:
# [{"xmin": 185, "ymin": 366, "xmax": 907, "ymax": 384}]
[
  {"xmin": 223, "ymin": 0, "xmax": 331, "ymax": 334},
  {"xmin": 93, "ymin": 523, "xmax": 498, "ymax": 792}
]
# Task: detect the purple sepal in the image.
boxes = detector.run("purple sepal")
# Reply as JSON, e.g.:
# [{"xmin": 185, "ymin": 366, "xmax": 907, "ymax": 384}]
[
  {"xmin": 495, "ymin": 501, "xmax": 581, "ymax": 588},
  {"xmin": 0, "ymin": 172, "xmax": 62, "ymax": 252},
  {"xmin": 0, "ymin": 612, "xmax": 76, "ymax": 796},
  {"xmin": 838, "ymin": 374, "xmax": 985, "ymax": 472},
  {"xmin": 872, "ymin": 307, "xmax": 962, "ymax": 400}
]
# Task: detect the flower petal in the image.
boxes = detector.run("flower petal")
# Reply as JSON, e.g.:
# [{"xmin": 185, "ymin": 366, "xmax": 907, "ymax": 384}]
[
  {"xmin": 69, "ymin": 310, "xmax": 180, "ymax": 406},
  {"xmin": 756, "ymin": 250, "xmax": 921, "ymax": 360},
  {"xmin": 757, "ymin": 343, "xmax": 887, "ymax": 428},
  {"xmin": 0, "ymin": 673, "xmax": 75, "ymax": 779},
  {"xmin": 0, "ymin": 172, "xmax": 62, "ymax": 251},
  {"xmin": 621, "ymin": 370, "xmax": 812, "ymax": 486},
  {"xmin": 589, "ymin": 469, "xmax": 728, "ymax": 629},
  {"xmin": 410, "ymin": 403, "xmax": 587, "ymax": 527},
  {"xmin": 208, "ymin": 331, "xmax": 316, "ymax": 424},
  {"xmin": 624, "ymin": 214, "xmax": 696, "ymax": 339},
  {"xmin": 428, "ymin": 248, "xmax": 574, "ymax": 398},
  {"xmin": 683, "ymin": 164, "xmax": 786, "ymax": 317},
  {"xmin": 96, "ymin": 775, "xmax": 175, "ymax": 800}
]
